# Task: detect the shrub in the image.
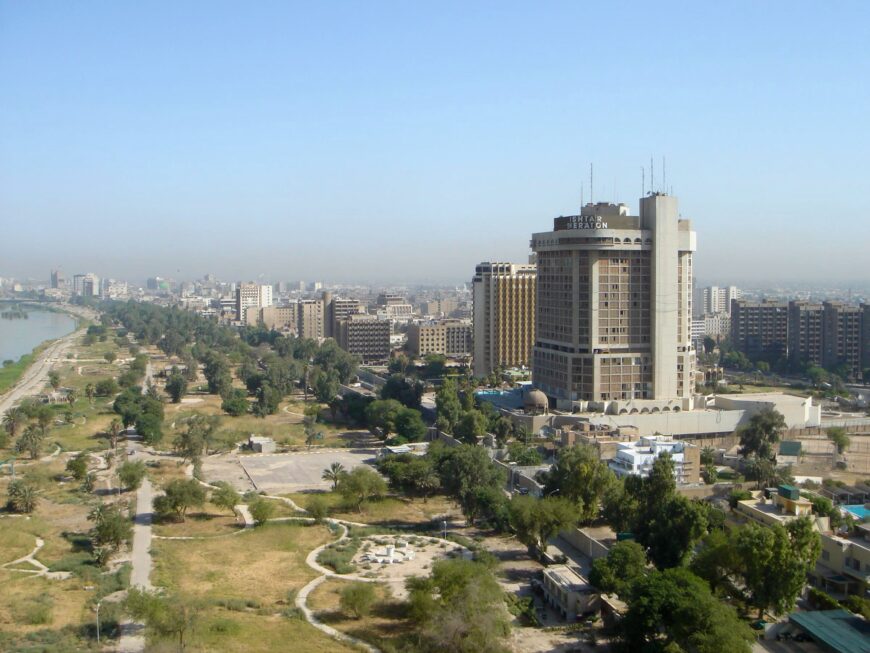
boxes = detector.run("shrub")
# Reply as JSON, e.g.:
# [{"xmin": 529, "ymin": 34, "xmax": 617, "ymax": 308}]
[
  {"xmin": 306, "ymin": 495, "xmax": 329, "ymax": 523},
  {"xmin": 249, "ymin": 498, "xmax": 275, "ymax": 525},
  {"xmin": 340, "ymin": 582, "xmax": 376, "ymax": 618}
]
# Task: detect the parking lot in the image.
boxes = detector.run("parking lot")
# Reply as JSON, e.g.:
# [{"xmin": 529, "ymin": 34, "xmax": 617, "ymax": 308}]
[{"xmin": 238, "ymin": 449, "xmax": 379, "ymax": 493}]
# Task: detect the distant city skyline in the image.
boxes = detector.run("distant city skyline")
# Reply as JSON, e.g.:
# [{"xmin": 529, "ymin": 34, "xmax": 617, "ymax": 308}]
[{"xmin": 2, "ymin": 2, "xmax": 869, "ymax": 284}]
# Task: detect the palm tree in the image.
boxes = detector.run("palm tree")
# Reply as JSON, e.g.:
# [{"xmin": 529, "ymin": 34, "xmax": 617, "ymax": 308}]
[
  {"xmin": 2, "ymin": 407, "xmax": 24, "ymax": 439},
  {"xmin": 107, "ymin": 419, "xmax": 122, "ymax": 450},
  {"xmin": 85, "ymin": 383, "xmax": 95, "ymax": 405},
  {"xmin": 16, "ymin": 424, "xmax": 45, "ymax": 460},
  {"xmin": 7, "ymin": 480, "xmax": 37, "ymax": 513},
  {"xmin": 66, "ymin": 389, "xmax": 77, "ymax": 406},
  {"xmin": 321, "ymin": 462, "xmax": 346, "ymax": 490}
]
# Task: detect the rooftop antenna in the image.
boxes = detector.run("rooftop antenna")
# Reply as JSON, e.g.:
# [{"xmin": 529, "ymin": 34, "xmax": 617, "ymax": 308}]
[
  {"xmin": 663, "ymin": 156, "xmax": 667, "ymax": 195},
  {"xmin": 580, "ymin": 181, "xmax": 584, "ymax": 214},
  {"xmin": 590, "ymin": 163, "xmax": 594, "ymax": 205},
  {"xmin": 641, "ymin": 166, "xmax": 645, "ymax": 197},
  {"xmin": 650, "ymin": 156, "xmax": 655, "ymax": 194}
]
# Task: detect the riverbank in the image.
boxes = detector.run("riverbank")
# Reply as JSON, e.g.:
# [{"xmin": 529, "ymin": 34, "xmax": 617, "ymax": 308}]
[{"xmin": 0, "ymin": 304, "xmax": 95, "ymax": 408}]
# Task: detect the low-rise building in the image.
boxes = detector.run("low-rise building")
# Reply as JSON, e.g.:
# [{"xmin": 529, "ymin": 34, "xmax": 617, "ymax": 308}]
[
  {"xmin": 407, "ymin": 319, "xmax": 472, "ymax": 358},
  {"xmin": 812, "ymin": 523, "xmax": 870, "ymax": 597},
  {"xmin": 541, "ymin": 566, "xmax": 599, "ymax": 620},
  {"xmin": 735, "ymin": 486, "xmax": 814, "ymax": 527},
  {"xmin": 608, "ymin": 435, "xmax": 700, "ymax": 484},
  {"xmin": 248, "ymin": 435, "xmax": 276, "ymax": 453}
]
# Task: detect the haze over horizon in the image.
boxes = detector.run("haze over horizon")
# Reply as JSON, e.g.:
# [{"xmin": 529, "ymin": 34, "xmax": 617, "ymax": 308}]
[{"xmin": 2, "ymin": 2, "xmax": 868, "ymax": 285}]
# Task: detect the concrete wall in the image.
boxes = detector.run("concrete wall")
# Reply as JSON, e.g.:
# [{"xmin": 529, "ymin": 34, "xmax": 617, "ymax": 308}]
[{"xmin": 559, "ymin": 528, "xmax": 611, "ymax": 560}]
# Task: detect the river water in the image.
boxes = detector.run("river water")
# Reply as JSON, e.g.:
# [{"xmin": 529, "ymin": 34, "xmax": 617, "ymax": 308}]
[{"xmin": 0, "ymin": 307, "xmax": 78, "ymax": 363}]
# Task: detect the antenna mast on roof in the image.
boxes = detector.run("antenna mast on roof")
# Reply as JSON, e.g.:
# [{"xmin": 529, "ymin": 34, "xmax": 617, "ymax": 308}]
[
  {"xmin": 590, "ymin": 163, "xmax": 594, "ymax": 205},
  {"xmin": 641, "ymin": 166, "xmax": 645, "ymax": 197},
  {"xmin": 663, "ymin": 156, "xmax": 667, "ymax": 195},
  {"xmin": 650, "ymin": 157, "xmax": 655, "ymax": 194},
  {"xmin": 580, "ymin": 181, "xmax": 584, "ymax": 214}
]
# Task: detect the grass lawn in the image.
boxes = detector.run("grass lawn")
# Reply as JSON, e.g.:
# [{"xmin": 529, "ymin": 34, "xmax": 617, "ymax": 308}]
[
  {"xmin": 150, "ymin": 521, "xmax": 358, "ymax": 652},
  {"xmin": 284, "ymin": 491, "xmax": 456, "ymax": 527},
  {"xmin": 308, "ymin": 578, "xmax": 413, "ymax": 650},
  {"xmin": 152, "ymin": 502, "xmax": 242, "ymax": 537}
]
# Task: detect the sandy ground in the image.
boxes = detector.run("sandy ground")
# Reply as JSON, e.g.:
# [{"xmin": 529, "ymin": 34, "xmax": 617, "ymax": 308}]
[{"xmin": 237, "ymin": 449, "xmax": 380, "ymax": 493}]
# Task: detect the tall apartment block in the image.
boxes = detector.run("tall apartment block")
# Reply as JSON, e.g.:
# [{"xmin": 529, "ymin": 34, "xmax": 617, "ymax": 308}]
[
  {"xmin": 297, "ymin": 299, "xmax": 325, "ymax": 339},
  {"xmin": 236, "ymin": 283, "xmax": 273, "ymax": 323},
  {"xmin": 788, "ymin": 301, "xmax": 824, "ymax": 369},
  {"xmin": 822, "ymin": 302, "xmax": 862, "ymax": 379},
  {"xmin": 530, "ymin": 195, "xmax": 696, "ymax": 408},
  {"xmin": 337, "ymin": 314, "xmax": 391, "ymax": 363},
  {"xmin": 472, "ymin": 262, "xmax": 536, "ymax": 377},
  {"xmin": 322, "ymin": 292, "xmax": 363, "ymax": 338},
  {"xmin": 730, "ymin": 299, "xmax": 788, "ymax": 363},
  {"xmin": 701, "ymin": 285, "xmax": 740, "ymax": 316}
]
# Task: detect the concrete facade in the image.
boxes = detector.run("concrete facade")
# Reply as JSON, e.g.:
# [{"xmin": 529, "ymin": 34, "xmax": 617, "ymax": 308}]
[
  {"xmin": 472, "ymin": 262, "xmax": 536, "ymax": 376},
  {"xmin": 407, "ymin": 319, "xmax": 472, "ymax": 358},
  {"xmin": 530, "ymin": 195, "xmax": 696, "ymax": 409},
  {"xmin": 337, "ymin": 314, "xmax": 391, "ymax": 363}
]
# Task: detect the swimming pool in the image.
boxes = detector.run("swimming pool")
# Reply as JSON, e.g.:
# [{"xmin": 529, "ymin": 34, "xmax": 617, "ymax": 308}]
[{"xmin": 844, "ymin": 504, "xmax": 870, "ymax": 520}]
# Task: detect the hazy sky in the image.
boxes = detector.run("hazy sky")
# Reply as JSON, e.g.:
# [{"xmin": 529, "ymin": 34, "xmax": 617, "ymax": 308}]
[{"xmin": 2, "ymin": 1, "xmax": 868, "ymax": 286}]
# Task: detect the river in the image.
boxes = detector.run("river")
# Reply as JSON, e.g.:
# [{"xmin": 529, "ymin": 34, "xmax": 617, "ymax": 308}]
[{"xmin": 0, "ymin": 306, "xmax": 79, "ymax": 363}]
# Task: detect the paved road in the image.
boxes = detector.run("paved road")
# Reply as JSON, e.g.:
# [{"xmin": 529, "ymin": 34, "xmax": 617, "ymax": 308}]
[{"xmin": 117, "ymin": 437, "xmax": 155, "ymax": 652}]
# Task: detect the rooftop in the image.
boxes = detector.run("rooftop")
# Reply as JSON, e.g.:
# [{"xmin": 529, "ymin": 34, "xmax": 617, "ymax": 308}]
[{"xmin": 788, "ymin": 610, "xmax": 870, "ymax": 653}]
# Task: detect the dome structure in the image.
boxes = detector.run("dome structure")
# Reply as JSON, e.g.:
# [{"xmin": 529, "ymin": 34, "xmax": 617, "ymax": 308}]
[{"xmin": 523, "ymin": 387, "xmax": 549, "ymax": 414}]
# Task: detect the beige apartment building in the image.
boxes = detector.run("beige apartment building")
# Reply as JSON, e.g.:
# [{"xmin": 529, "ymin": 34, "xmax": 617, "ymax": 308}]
[
  {"xmin": 407, "ymin": 319, "xmax": 472, "ymax": 358},
  {"xmin": 472, "ymin": 262, "xmax": 536, "ymax": 377},
  {"xmin": 337, "ymin": 314, "xmax": 391, "ymax": 363},
  {"xmin": 259, "ymin": 305, "xmax": 297, "ymax": 331},
  {"xmin": 530, "ymin": 195, "xmax": 696, "ymax": 410},
  {"xmin": 297, "ymin": 299, "xmax": 325, "ymax": 340}
]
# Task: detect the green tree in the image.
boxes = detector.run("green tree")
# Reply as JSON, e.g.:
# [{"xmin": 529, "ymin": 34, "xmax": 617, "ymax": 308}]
[
  {"xmin": 453, "ymin": 409, "xmax": 487, "ymax": 444},
  {"xmin": 84, "ymin": 383, "xmax": 96, "ymax": 404},
  {"xmin": 165, "ymin": 369, "xmax": 188, "ymax": 403},
  {"xmin": 643, "ymin": 494, "xmax": 709, "ymax": 569},
  {"xmin": 321, "ymin": 461, "xmax": 346, "ymax": 490},
  {"xmin": 125, "ymin": 588, "xmax": 200, "ymax": 653},
  {"xmin": 589, "ymin": 540, "xmax": 648, "ymax": 596},
  {"xmin": 16, "ymin": 423, "xmax": 45, "ymax": 459},
  {"xmin": 106, "ymin": 418, "xmax": 123, "ymax": 450},
  {"xmin": 136, "ymin": 411, "xmax": 163, "ymax": 445},
  {"xmin": 381, "ymin": 374, "xmax": 424, "ymax": 409},
  {"xmin": 66, "ymin": 453, "xmax": 89, "ymax": 481},
  {"xmin": 540, "ymin": 445, "xmax": 616, "ymax": 523},
  {"xmin": 340, "ymin": 582, "xmax": 376, "ymax": 619},
  {"xmin": 435, "ymin": 444, "xmax": 505, "ymax": 524},
  {"xmin": 104, "ymin": 351, "xmax": 117, "ymax": 364},
  {"xmin": 506, "ymin": 442, "xmax": 542, "ymax": 465},
  {"xmin": 738, "ymin": 407, "xmax": 786, "ymax": 460},
  {"xmin": 395, "ymin": 407, "xmax": 427, "ymax": 441},
  {"xmin": 89, "ymin": 503, "xmax": 132, "ymax": 565},
  {"xmin": 221, "ymin": 388, "xmax": 249, "ymax": 416},
  {"xmin": 118, "ymin": 460, "xmax": 147, "ymax": 491},
  {"xmin": 734, "ymin": 517, "xmax": 821, "ymax": 618},
  {"xmin": 3, "ymin": 406, "xmax": 26, "ymax": 441},
  {"xmin": 173, "ymin": 414, "xmax": 219, "ymax": 463},
  {"xmin": 6, "ymin": 479, "xmax": 38, "ymax": 513},
  {"xmin": 312, "ymin": 367, "xmax": 340, "ymax": 404},
  {"xmin": 618, "ymin": 567, "xmax": 754, "ymax": 653},
  {"xmin": 48, "ymin": 370, "xmax": 61, "ymax": 390},
  {"xmin": 508, "ymin": 495, "xmax": 580, "ymax": 556},
  {"xmin": 253, "ymin": 382, "xmax": 282, "ymax": 417},
  {"xmin": 154, "ymin": 479, "xmax": 206, "ymax": 522},
  {"xmin": 365, "ymin": 399, "xmax": 404, "ymax": 437},
  {"xmin": 407, "ymin": 558, "xmax": 511, "ymax": 653},
  {"xmin": 249, "ymin": 497, "xmax": 275, "ymax": 525},
  {"xmin": 337, "ymin": 466, "xmax": 387, "ymax": 512},
  {"xmin": 95, "ymin": 378, "xmax": 119, "ymax": 397},
  {"xmin": 826, "ymin": 426, "xmax": 850, "ymax": 454},
  {"xmin": 306, "ymin": 494, "xmax": 329, "ymax": 523},
  {"xmin": 210, "ymin": 481, "xmax": 241, "ymax": 515},
  {"xmin": 434, "ymin": 378, "xmax": 462, "ymax": 432}
]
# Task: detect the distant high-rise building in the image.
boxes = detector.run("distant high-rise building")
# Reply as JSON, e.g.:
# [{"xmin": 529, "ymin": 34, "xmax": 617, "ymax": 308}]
[
  {"xmin": 472, "ymin": 261, "xmax": 536, "ymax": 377},
  {"xmin": 822, "ymin": 301, "xmax": 862, "ymax": 380},
  {"xmin": 701, "ymin": 285, "xmax": 740, "ymax": 316},
  {"xmin": 49, "ymin": 269, "xmax": 63, "ymax": 289},
  {"xmin": 730, "ymin": 299, "xmax": 788, "ymax": 363},
  {"xmin": 531, "ymin": 195, "xmax": 696, "ymax": 406},
  {"xmin": 322, "ymin": 292, "xmax": 363, "ymax": 338},
  {"xmin": 236, "ymin": 283, "xmax": 273, "ymax": 323},
  {"xmin": 72, "ymin": 273, "xmax": 100, "ymax": 297},
  {"xmin": 297, "ymin": 299, "xmax": 325, "ymax": 339},
  {"xmin": 788, "ymin": 301, "xmax": 825, "ymax": 369}
]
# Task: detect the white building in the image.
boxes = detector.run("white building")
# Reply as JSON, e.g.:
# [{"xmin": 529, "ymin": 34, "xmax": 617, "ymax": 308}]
[
  {"xmin": 701, "ymin": 285, "xmax": 740, "ymax": 316},
  {"xmin": 608, "ymin": 435, "xmax": 700, "ymax": 484},
  {"xmin": 72, "ymin": 273, "xmax": 100, "ymax": 297},
  {"xmin": 236, "ymin": 283, "xmax": 273, "ymax": 323}
]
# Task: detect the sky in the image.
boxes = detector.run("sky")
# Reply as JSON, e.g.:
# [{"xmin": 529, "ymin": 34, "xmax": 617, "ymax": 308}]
[{"xmin": 1, "ymin": 1, "xmax": 869, "ymax": 286}]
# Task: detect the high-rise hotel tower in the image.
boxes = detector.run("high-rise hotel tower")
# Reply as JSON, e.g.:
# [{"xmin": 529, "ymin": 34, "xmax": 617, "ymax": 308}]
[{"xmin": 531, "ymin": 194, "xmax": 696, "ymax": 410}]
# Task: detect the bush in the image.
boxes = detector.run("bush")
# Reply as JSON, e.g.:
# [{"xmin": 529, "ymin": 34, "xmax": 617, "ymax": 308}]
[
  {"xmin": 249, "ymin": 498, "xmax": 275, "ymax": 525},
  {"xmin": 317, "ymin": 539, "xmax": 360, "ymax": 574},
  {"xmin": 340, "ymin": 582, "xmax": 376, "ymax": 618},
  {"xmin": 306, "ymin": 495, "xmax": 329, "ymax": 523},
  {"xmin": 808, "ymin": 587, "xmax": 840, "ymax": 610}
]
